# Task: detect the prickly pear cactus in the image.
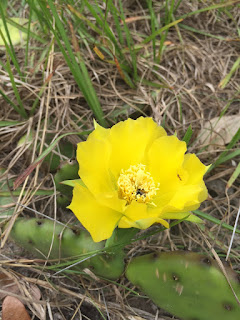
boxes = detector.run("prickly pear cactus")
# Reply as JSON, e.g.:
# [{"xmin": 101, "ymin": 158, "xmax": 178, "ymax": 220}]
[
  {"xmin": 126, "ymin": 251, "xmax": 240, "ymax": 320},
  {"xmin": 54, "ymin": 160, "xmax": 79, "ymax": 207},
  {"xmin": 10, "ymin": 218, "xmax": 125, "ymax": 280}
]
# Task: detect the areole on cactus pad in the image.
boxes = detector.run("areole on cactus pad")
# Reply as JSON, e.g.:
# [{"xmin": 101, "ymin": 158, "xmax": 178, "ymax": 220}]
[
  {"xmin": 9, "ymin": 218, "xmax": 125, "ymax": 280},
  {"xmin": 126, "ymin": 251, "xmax": 240, "ymax": 320}
]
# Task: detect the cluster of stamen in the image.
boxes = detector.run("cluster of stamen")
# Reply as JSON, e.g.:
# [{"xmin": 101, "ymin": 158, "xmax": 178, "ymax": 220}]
[{"xmin": 117, "ymin": 164, "xmax": 158, "ymax": 205}]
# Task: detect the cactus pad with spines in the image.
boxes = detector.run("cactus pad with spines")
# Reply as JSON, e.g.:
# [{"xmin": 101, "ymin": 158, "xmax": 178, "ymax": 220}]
[
  {"xmin": 126, "ymin": 251, "xmax": 240, "ymax": 320},
  {"xmin": 10, "ymin": 218, "xmax": 125, "ymax": 280}
]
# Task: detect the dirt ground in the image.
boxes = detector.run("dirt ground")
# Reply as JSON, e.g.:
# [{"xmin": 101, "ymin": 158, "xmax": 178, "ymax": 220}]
[{"xmin": 0, "ymin": 1, "xmax": 240, "ymax": 319}]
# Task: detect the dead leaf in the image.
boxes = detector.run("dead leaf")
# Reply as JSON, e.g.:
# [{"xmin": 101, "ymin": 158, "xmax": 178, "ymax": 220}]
[
  {"xmin": 0, "ymin": 272, "xmax": 20, "ymax": 300},
  {"xmin": 2, "ymin": 296, "xmax": 31, "ymax": 320},
  {"xmin": 199, "ymin": 115, "xmax": 240, "ymax": 149},
  {"xmin": 121, "ymin": 16, "xmax": 149, "ymax": 24},
  {"xmin": 28, "ymin": 283, "xmax": 41, "ymax": 301}
]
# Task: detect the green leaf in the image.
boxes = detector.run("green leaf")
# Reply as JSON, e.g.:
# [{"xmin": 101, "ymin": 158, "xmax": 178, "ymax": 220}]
[
  {"xmin": 185, "ymin": 214, "xmax": 203, "ymax": 224},
  {"xmin": 182, "ymin": 125, "xmax": 193, "ymax": 145},
  {"xmin": 61, "ymin": 179, "xmax": 85, "ymax": 188},
  {"xmin": 0, "ymin": 18, "xmax": 29, "ymax": 46}
]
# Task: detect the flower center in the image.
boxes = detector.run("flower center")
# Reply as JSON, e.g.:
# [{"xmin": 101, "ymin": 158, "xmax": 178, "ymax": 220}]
[{"xmin": 117, "ymin": 164, "xmax": 158, "ymax": 205}]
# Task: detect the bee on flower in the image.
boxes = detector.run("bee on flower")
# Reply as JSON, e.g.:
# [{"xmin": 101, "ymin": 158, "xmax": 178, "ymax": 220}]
[{"xmin": 68, "ymin": 117, "xmax": 209, "ymax": 242}]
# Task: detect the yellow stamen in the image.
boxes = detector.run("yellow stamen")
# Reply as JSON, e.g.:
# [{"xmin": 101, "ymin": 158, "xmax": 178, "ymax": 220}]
[{"xmin": 117, "ymin": 164, "xmax": 158, "ymax": 205}]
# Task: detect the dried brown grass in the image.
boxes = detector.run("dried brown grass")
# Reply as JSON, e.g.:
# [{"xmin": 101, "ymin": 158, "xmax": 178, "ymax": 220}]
[{"xmin": 0, "ymin": 1, "xmax": 240, "ymax": 319}]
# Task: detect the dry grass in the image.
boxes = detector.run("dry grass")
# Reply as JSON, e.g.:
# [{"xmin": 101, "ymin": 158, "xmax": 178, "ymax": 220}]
[{"xmin": 0, "ymin": 1, "xmax": 240, "ymax": 319}]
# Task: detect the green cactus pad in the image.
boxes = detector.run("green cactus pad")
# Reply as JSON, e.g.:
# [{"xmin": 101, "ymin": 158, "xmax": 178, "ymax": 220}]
[
  {"xmin": 126, "ymin": 251, "xmax": 240, "ymax": 320},
  {"xmin": 54, "ymin": 160, "xmax": 79, "ymax": 207},
  {"xmin": 10, "ymin": 218, "xmax": 125, "ymax": 280}
]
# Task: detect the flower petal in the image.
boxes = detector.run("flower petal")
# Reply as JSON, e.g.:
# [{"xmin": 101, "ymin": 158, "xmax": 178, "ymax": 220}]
[
  {"xmin": 68, "ymin": 184, "xmax": 122, "ymax": 242},
  {"xmin": 123, "ymin": 201, "xmax": 150, "ymax": 222},
  {"xmin": 77, "ymin": 126, "xmax": 112, "ymax": 191},
  {"xmin": 77, "ymin": 125, "xmax": 126, "ymax": 212},
  {"xmin": 182, "ymin": 154, "xmax": 209, "ymax": 184},
  {"xmin": 95, "ymin": 190, "xmax": 126, "ymax": 212},
  {"xmin": 118, "ymin": 201, "xmax": 169, "ymax": 229},
  {"xmin": 148, "ymin": 135, "xmax": 187, "ymax": 192},
  {"xmin": 109, "ymin": 117, "xmax": 166, "ymax": 178},
  {"xmin": 119, "ymin": 215, "xmax": 169, "ymax": 229},
  {"xmin": 161, "ymin": 184, "xmax": 208, "ymax": 214}
]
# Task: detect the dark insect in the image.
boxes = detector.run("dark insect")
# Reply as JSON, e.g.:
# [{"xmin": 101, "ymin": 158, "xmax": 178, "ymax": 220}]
[
  {"xmin": 177, "ymin": 174, "xmax": 182, "ymax": 181},
  {"xmin": 136, "ymin": 189, "xmax": 146, "ymax": 197}
]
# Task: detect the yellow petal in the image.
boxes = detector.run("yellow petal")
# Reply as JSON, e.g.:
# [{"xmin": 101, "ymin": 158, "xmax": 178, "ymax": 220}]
[
  {"xmin": 162, "ymin": 184, "xmax": 208, "ymax": 213},
  {"xmin": 119, "ymin": 214, "xmax": 169, "ymax": 229},
  {"xmin": 158, "ymin": 154, "xmax": 209, "ymax": 214},
  {"xmin": 109, "ymin": 117, "xmax": 166, "ymax": 178},
  {"xmin": 78, "ymin": 132, "xmax": 125, "ymax": 211},
  {"xmin": 118, "ymin": 201, "xmax": 169, "ymax": 229},
  {"xmin": 124, "ymin": 201, "xmax": 149, "ymax": 221},
  {"xmin": 160, "ymin": 211, "xmax": 189, "ymax": 219},
  {"xmin": 182, "ymin": 154, "xmax": 209, "ymax": 184},
  {"xmin": 77, "ymin": 125, "xmax": 115, "ymax": 194},
  {"xmin": 95, "ymin": 190, "xmax": 126, "ymax": 212},
  {"xmin": 148, "ymin": 135, "xmax": 187, "ymax": 192},
  {"xmin": 68, "ymin": 184, "xmax": 122, "ymax": 242}
]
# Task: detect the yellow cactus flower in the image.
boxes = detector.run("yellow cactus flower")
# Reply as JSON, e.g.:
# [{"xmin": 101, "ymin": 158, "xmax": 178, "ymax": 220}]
[{"xmin": 68, "ymin": 117, "xmax": 209, "ymax": 242}]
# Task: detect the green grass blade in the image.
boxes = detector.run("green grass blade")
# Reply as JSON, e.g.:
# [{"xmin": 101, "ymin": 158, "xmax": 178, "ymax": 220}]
[
  {"xmin": 30, "ymin": 41, "xmax": 56, "ymax": 115},
  {"xmin": 67, "ymin": 4, "xmax": 103, "ymax": 35},
  {"xmin": 147, "ymin": 0, "xmax": 158, "ymax": 59},
  {"xmin": 211, "ymin": 149, "xmax": 240, "ymax": 168},
  {"xmin": 0, "ymin": 11, "xmax": 22, "ymax": 78},
  {"xmin": 5, "ymin": 16, "xmax": 45, "ymax": 44},
  {"xmin": 227, "ymin": 162, "xmax": 240, "ymax": 189},
  {"xmin": 14, "ymin": 130, "xmax": 91, "ymax": 190},
  {"xmin": 0, "ymin": 120, "xmax": 24, "ymax": 127},
  {"xmin": 0, "ymin": 88, "xmax": 25, "ymax": 117},
  {"xmin": 4, "ymin": 54, "xmax": 28, "ymax": 118},
  {"xmin": 24, "ymin": 1, "xmax": 32, "ymax": 69},
  {"xmin": 118, "ymin": 0, "xmax": 137, "ymax": 81},
  {"xmin": 108, "ymin": 0, "xmax": 124, "ymax": 45},
  {"xmin": 173, "ymin": 0, "xmax": 183, "ymax": 14},
  {"xmin": 0, "ymin": 189, "xmax": 54, "ymax": 197},
  {"xmin": 32, "ymin": 131, "xmax": 90, "ymax": 166},
  {"xmin": 182, "ymin": 125, "xmax": 193, "ymax": 145},
  {"xmin": 30, "ymin": 81, "xmax": 48, "ymax": 116},
  {"xmin": 84, "ymin": 0, "xmax": 124, "ymax": 59},
  {"xmin": 219, "ymin": 56, "xmax": 240, "ymax": 89},
  {"xmin": 193, "ymin": 210, "xmax": 240, "ymax": 235},
  {"xmin": 1, "ymin": 0, "xmax": 7, "ymax": 13},
  {"xmin": 39, "ymin": 0, "xmax": 107, "ymax": 127},
  {"xmin": 142, "ymin": 18, "xmax": 183, "ymax": 44},
  {"xmin": 157, "ymin": 0, "xmax": 175, "ymax": 62},
  {"xmin": 179, "ymin": 23, "xmax": 227, "ymax": 40},
  {"xmin": 207, "ymin": 127, "xmax": 240, "ymax": 173},
  {"xmin": 178, "ymin": 0, "xmax": 240, "ymax": 20}
]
